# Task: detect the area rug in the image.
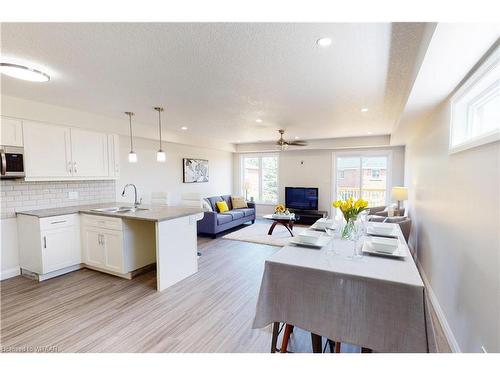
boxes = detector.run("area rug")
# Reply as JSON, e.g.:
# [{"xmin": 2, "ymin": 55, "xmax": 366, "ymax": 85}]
[{"xmin": 222, "ymin": 221, "xmax": 308, "ymax": 247}]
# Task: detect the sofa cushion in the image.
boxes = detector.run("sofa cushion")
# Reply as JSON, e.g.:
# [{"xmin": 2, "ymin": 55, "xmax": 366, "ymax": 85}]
[
  {"xmin": 207, "ymin": 196, "xmax": 223, "ymax": 211},
  {"xmin": 231, "ymin": 196, "xmax": 248, "ymax": 209},
  {"xmin": 202, "ymin": 198, "xmax": 213, "ymax": 212},
  {"xmin": 221, "ymin": 195, "xmax": 233, "ymax": 210},
  {"xmin": 216, "ymin": 201, "xmax": 229, "ymax": 213},
  {"xmin": 235, "ymin": 208, "xmax": 254, "ymax": 217},
  {"xmin": 221, "ymin": 210, "xmax": 245, "ymax": 220},
  {"xmin": 217, "ymin": 214, "xmax": 233, "ymax": 225}
]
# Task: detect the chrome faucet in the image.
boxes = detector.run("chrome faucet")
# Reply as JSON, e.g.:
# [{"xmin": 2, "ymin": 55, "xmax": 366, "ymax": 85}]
[{"xmin": 121, "ymin": 184, "xmax": 141, "ymax": 208}]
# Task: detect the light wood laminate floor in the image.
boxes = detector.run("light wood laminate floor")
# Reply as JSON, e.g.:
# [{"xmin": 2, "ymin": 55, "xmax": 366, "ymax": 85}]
[{"xmin": 1, "ymin": 236, "xmax": 353, "ymax": 353}]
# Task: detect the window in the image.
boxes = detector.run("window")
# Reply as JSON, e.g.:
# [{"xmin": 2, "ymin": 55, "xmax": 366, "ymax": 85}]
[
  {"xmin": 450, "ymin": 46, "xmax": 500, "ymax": 153},
  {"xmin": 371, "ymin": 169, "xmax": 380, "ymax": 180},
  {"xmin": 241, "ymin": 154, "xmax": 278, "ymax": 204},
  {"xmin": 334, "ymin": 153, "xmax": 390, "ymax": 207}
]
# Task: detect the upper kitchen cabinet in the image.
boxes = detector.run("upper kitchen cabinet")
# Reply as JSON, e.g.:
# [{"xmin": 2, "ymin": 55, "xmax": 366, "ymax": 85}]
[
  {"xmin": 0, "ymin": 116, "xmax": 24, "ymax": 147},
  {"xmin": 70, "ymin": 128, "xmax": 108, "ymax": 177},
  {"xmin": 23, "ymin": 119, "xmax": 119, "ymax": 181},
  {"xmin": 23, "ymin": 120, "xmax": 73, "ymax": 179}
]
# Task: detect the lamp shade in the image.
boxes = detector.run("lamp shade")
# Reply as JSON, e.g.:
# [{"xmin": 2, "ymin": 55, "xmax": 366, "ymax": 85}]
[{"xmin": 391, "ymin": 186, "xmax": 408, "ymax": 201}]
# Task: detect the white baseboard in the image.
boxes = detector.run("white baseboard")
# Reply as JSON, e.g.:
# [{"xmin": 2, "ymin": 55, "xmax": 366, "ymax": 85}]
[
  {"xmin": 0, "ymin": 266, "xmax": 21, "ymax": 281},
  {"xmin": 416, "ymin": 259, "xmax": 461, "ymax": 353}
]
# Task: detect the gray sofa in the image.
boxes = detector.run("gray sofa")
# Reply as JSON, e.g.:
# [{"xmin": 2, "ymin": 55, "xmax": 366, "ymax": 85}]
[{"xmin": 197, "ymin": 195, "xmax": 256, "ymax": 238}]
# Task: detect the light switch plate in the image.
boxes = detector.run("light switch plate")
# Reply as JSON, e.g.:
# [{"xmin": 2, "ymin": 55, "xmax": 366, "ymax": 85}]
[{"xmin": 68, "ymin": 191, "xmax": 79, "ymax": 200}]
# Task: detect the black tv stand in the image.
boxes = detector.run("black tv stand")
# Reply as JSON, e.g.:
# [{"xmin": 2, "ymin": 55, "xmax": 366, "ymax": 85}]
[{"xmin": 289, "ymin": 209, "xmax": 328, "ymax": 225}]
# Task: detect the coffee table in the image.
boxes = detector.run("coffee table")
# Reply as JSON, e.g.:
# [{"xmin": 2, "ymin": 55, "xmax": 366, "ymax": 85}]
[{"xmin": 263, "ymin": 214, "xmax": 296, "ymax": 237}]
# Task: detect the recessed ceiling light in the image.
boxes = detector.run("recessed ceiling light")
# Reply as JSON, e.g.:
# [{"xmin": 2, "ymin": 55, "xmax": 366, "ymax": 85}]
[
  {"xmin": 0, "ymin": 62, "xmax": 50, "ymax": 82},
  {"xmin": 236, "ymin": 140, "xmax": 241, "ymax": 143},
  {"xmin": 294, "ymin": 136, "xmax": 300, "ymax": 140},
  {"xmin": 361, "ymin": 108, "xmax": 369, "ymax": 112},
  {"xmin": 367, "ymin": 131, "xmax": 373, "ymax": 135},
  {"xmin": 256, "ymin": 119, "xmax": 263, "ymax": 123},
  {"xmin": 316, "ymin": 37, "xmax": 332, "ymax": 47},
  {"xmin": 181, "ymin": 126, "xmax": 188, "ymax": 130}
]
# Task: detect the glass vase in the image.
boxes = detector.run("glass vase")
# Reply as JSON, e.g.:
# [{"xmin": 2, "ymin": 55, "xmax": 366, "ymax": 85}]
[{"xmin": 341, "ymin": 217, "xmax": 357, "ymax": 240}]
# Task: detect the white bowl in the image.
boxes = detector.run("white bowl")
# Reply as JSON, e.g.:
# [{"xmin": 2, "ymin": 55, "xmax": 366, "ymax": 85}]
[
  {"xmin": 371, "ymin": 237, "xmax": 399, "ymax": 253},
  {"xmin": 370, "ymin": 223, "xmax": 394, "ymax": 236},
  {"xmin": 298, "ymin": 230, "xmax": 323, "ymax": 245},
  {"xmin": 313, "ymin": 218, "xmax": 334, "ymax": 229}
]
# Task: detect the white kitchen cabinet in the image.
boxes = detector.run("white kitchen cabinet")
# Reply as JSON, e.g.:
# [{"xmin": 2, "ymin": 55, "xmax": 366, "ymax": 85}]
[
  {"xmin": 70, "ymin": 128, "xmax": 108, "ymax": 177},
  {"xmin": 81, "ymin": 214, "xmax": 155, "ymax": 278},
  {"xmin": 81, "ymin": 215, "xmax": 124, "ymax": 274},
  {"xmin": 17, "ymin": 214, "xmax": 82, "ymax": 280},
  {"xmin": 107, "ymin": 133, "xmax": 120, "ymax": 177},
  {"xmin": 0, "ymin": 116, "xmax": 23, "ymax": 146},
  {"xmin": 22, "ymin": 119, "xmax": 119, "ymax": 181},
  {"xmin": 23, "ymin": 120, "xmax": 73, "ymax": 179}
]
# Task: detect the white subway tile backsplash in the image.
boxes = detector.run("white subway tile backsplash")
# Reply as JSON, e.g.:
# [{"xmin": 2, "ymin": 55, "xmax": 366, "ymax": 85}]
[{"xmin": 0, "ymin": 179, "xmax": 115, "ymax": 219}]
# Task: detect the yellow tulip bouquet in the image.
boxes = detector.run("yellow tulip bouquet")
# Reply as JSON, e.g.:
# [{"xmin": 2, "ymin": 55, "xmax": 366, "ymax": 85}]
[
  {"xmin": 275, "ymin": 203, "xmax": 286, "ymax": 214},
  {"xmin": 332, "ymin": 197, "xmax": 369, "ymax": 239}
]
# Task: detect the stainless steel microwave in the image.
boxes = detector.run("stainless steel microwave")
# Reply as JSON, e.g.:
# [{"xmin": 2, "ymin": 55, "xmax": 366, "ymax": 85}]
[{"xmin": 0, "ymin": 146, "xmax": 25, "ymax": 179}]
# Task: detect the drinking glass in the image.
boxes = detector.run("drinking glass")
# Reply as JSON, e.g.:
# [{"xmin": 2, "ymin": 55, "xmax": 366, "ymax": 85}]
[{"xmin": 324, "ymin": 225, "xmax": 337, "ymax": 256}]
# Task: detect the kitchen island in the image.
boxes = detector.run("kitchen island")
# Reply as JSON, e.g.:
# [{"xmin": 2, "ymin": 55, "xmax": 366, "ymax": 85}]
[{"xmin": 17, "ymin": 203, "xmax": 204, "ymax": 291}]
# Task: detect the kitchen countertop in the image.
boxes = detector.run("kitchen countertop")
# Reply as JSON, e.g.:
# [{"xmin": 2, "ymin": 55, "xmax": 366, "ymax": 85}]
[{"xmin": 16, "ymin": 202, "xmax": 204, "ymax": 222}]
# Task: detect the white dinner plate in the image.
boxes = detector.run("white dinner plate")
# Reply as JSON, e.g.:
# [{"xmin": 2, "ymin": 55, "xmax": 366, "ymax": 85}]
[
  {"xmin": 362, "ymin": 238, "xmax": 408, "ymax": 258},
  {"xmin": 289, "ymin": 235, "xmax": 332, "ymax": 249}
]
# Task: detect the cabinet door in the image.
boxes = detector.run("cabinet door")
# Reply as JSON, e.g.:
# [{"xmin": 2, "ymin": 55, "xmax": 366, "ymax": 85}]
[
  {"xmin": 107, "ymin": 134, "xmax": 120, "ymax": 177},
  {"xmin": 101, "ymin": 230, "xmax": 123, "ymax": 273},
  {"xmin": 41, "ymin": 226, "xmax": 80, "ymax": 274},
  {"xmin": 82, "ymin": 227, "xmax": 105, "ymax": 268},
  {"xmin": 71, "ymin": 128, "xmax": 108, "ymax": 177},
  {"xmin": 0, "ymin": 116, "xmax": 23, "ymax": 146},
  {"xmin": 23, "ymin": 121, "xmax": 72, "ymax": 178}
]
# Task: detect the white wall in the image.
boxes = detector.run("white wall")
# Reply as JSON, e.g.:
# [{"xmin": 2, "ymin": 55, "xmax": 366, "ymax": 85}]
[
  {"xmin": 116, "ymin": 136, "xmax": 233, "ymax": 206},
  {"xmin": 395, "ymin": 102, "xmax": 499, "ymax": 353},
  {"xmin": 234, "ymin": 146, "xmax": 405, "ymax": 217}
]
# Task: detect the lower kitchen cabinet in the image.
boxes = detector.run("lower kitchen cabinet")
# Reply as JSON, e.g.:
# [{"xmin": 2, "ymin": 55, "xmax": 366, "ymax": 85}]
[
  {"xmin": 82, "ymin": 225, "xmax": 124, "ymax": 274},
  {"xmin": 81, "ymin": 214, "xmax": 156, "ymax": 278},
  {"xmin": 17, "ymin": 214, "xmax": 81, "ymax": 280}
]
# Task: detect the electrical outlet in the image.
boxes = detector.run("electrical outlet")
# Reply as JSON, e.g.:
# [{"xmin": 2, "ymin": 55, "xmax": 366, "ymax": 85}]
[
  {"xmin": 481, "ymin": 345, "xmax": 487, "ymax": 353},
  {"xmin": 68, "ymin": 191, "xmax": 79, "ymax": 200}
]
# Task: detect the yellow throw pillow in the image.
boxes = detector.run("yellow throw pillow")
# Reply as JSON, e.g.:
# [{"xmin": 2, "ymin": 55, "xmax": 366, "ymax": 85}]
[
  {"xmin": 231, "ymin": 196, "xmax": 248, "ymax": 209},
  {"xmin": 216, "ymin": 201, "xmax": 229, "ymax": 213}
]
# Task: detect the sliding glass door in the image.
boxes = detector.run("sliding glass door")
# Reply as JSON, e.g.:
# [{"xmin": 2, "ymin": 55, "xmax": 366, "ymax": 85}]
[{"xmin": 334, "ymin": 153, "xmax": 391, "ymax": 207}]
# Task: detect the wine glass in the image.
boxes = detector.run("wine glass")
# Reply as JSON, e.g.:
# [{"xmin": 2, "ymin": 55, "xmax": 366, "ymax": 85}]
[
  {"xmin": 324, "ymin": 225, "xmax": 337, "ymax": 256},
  {"xmin": 348, "ymin": 219, "xmax": 364, "ymax": 260}
]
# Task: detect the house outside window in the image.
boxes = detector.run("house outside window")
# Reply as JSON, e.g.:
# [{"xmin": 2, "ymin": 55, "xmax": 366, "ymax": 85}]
[{"xmin": 241, "ymin": 154, "xmax": 279, "ymax": 204}]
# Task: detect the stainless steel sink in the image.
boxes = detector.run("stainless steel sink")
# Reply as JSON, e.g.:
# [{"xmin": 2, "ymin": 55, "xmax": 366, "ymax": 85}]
[{"xmin": 91, "ymin": 206, "xmax": 149, "ymax": 213}]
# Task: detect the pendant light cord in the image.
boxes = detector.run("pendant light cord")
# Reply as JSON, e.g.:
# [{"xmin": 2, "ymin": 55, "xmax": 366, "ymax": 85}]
[
  {"xmin": 158, "ymin": 109, "xmax": 162, "ymax": 150},
  {"xmin": 125, "ymin": 111, "xmax": 135, "ymax": 152}
]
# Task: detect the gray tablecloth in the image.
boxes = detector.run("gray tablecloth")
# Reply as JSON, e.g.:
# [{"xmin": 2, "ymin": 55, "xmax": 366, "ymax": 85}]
[{"xmin": 252, "ymin": 224, "xmax": 427, "ymax": 353}]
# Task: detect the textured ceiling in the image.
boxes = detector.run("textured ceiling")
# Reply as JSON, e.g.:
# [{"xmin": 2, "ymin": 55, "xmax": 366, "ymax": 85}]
[{"xmin": 1, "ymin": 23, "xmax": 427, "ymax": 143}]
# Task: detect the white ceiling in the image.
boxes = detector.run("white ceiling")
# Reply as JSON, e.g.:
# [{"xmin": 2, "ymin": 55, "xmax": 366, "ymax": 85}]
[{"xmin": 1, "ymin": 23, "xmax": 428, "ymax": 143}]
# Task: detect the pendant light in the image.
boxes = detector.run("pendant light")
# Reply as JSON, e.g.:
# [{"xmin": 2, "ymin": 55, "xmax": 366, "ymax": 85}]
[
  {"xmin": 154, "ymin": 106, "xmax": 166, "ymax": 162},
  {"xmin": 125, "ymin": 111, "xmax": 137, "ymax": 163}
]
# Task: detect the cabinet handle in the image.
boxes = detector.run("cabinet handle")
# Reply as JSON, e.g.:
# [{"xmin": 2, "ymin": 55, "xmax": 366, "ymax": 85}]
[
  {"xmin": 67, "ymin": 161, "xmax": 72, "ymax": 174},
  {"xmin": 98, "ymin": 234, "xmax": 102, "ymax": 245},
  {"xmin": 50, "ymin": 220, "xmax": 67, "ymax": 225},
  {"xmin": 73, "ymin": 162, "xmax": 77, "ymax": 174},
  {"xmin": 43, "ymin": 236, "xmax": 47, "ymax": 249}
]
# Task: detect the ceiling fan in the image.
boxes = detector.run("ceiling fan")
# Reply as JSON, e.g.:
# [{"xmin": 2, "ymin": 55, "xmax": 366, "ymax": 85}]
[{"xmin": 276, "ymin": 129, "xmax": 307, "ymax": 151}]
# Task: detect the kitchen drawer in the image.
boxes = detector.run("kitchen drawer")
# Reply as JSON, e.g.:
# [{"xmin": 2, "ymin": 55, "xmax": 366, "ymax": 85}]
[
  {"xmin": 82, "ymin": 214, "xmax": 123, "ymax": 231},
  {"xmin": 40, "ymin": 214, "xmax": 77, "ymax": 230}
]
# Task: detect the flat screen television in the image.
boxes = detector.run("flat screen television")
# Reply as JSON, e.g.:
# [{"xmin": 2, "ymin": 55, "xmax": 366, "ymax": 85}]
[{"xmin": 285, "ymin": 187, "xmax": 319, "ymax": 211}]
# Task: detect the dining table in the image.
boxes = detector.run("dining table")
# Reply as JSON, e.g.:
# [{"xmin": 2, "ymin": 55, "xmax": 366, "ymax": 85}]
[{"xmin": 252, "ymin": 222, "xmax": 428, "ymax": 353}]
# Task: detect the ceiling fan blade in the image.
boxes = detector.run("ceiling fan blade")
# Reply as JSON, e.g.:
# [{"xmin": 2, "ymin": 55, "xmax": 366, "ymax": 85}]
[{"xmin": 289, "ymin": 141, "xmax": 307, "ymax": 146}]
